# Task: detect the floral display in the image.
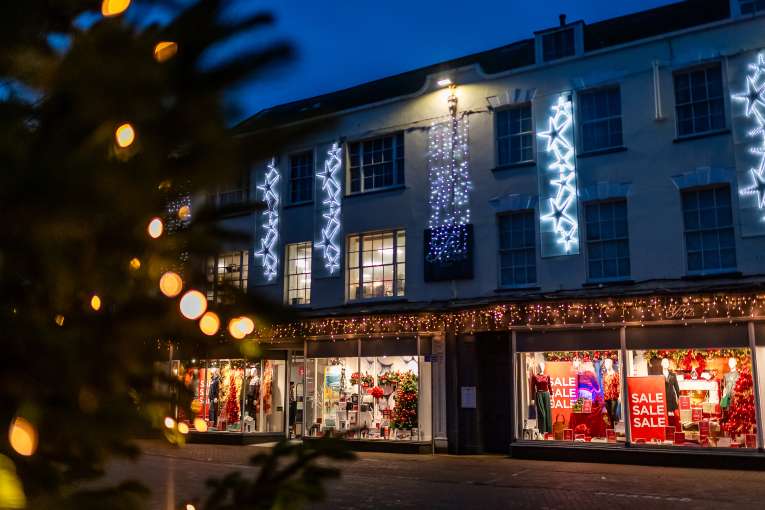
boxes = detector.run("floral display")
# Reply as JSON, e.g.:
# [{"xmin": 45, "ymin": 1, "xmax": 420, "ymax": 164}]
[
  {"xmin": 350, "ymin": 372, "xmax": 374, "ymax": 386},
  {"xmin": 544, "ymin": 351, "xmax": 618, "ymax": 362},
  {"xmin": 391, "ymin": 371, "xmax": 418, "ymax": 430},
  {"xmin": 370, "ymin": 386, "xmax": 384, "ymax": 400},
  {"xmin": 644, "ymin": 348, "xmax": 750, "ymax": 371}
]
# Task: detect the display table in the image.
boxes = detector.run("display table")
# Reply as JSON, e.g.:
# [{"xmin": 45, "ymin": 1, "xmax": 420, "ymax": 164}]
[{"xmin": 569, "ymin": 403, "xmax": 610, "ymax": 438}]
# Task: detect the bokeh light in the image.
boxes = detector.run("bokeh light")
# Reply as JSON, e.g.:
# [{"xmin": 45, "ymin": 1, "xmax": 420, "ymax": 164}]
[
  {"xmin": 178, "ymin": 205, "xmax": 191, "ymax": 221},
  {"xmin": 153, "ymin": 41, "xmax": 178, "ymax": 62},
  {"xmin": 228, "ymin": 316, "xmax": 255, "ymax": 340},
  {"xmin": 198, "ymin": 311, "xmax": 220, "ymax": 336},
  {"xmin": 114, "ymin": 123, "xmax": 135, "ymax": 148},
  {"xmin": 159, "ymin": 271, "xmax": 183, "ymax": 298},
  {"xmin": 179, "ymin": 290, "xmax": 207, "ymax": 320},
  {"xmin": 147, "ymin": 217, "xmax": 163, "ymax": 239},
  {"xmin": 90, "ymin": 294, "xmax": 101, "ymax": 311},
  {"xmin": 193, "ymin": 418, "xmax": 207, "ymax": 432},
  {"xmin": 101, "ymin": 0, "xmax": 131, "ymax": 17},
  {"xmin": 54, "ymin": 314, "xmax": 65, "ymax": 327},
  {"xmin": 129, "ymin": 257, "xmax": 141, "ymax": 270},
  {"xmin": 164, "ymin": 417, "xmax": 176, "ymax": 429},
  {"xmin": 8, "ymin": 417, "xmax": 37, "ymax": 457},
  {"xmin": 177, "ymin": 422, "xmax": 189, "ymax": 435}
]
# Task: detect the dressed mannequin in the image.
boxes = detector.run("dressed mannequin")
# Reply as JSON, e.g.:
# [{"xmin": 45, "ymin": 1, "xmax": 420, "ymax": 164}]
[
  {"xmin": 662, "ymin": 358, "xmax": 681, "ymax": 425},
  {"xmin": 531, "ymin": 361, "xmax": 552, "ymax": 434},
  {"xmin": 721, "ymin": 357, "xmax": 740, "ymax": 409},
  {"xmin": 209, "ymin": 372, "xmax": 220, "ymax": 424},
  {"xmin": 602, "ymin": 358, "xmax": 620, "ymax": 426},
  {"xmin": 577, "ymin": 360, "xmax": 601, "ymax": 401}
]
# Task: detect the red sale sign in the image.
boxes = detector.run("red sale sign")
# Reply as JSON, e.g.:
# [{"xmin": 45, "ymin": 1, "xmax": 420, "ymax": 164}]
[
  {"xmin": 627, "ymin": 376, "xmax": 667, "ymax": 443},
  {"xmin": 545, "ymin": 361, "xmax": 578, "ymax": 424}
]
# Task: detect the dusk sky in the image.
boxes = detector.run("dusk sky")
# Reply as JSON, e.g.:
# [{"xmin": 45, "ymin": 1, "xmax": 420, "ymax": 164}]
[{"xmin": 230, "ymin": 0, "xmax": 676, "ymax": 121}]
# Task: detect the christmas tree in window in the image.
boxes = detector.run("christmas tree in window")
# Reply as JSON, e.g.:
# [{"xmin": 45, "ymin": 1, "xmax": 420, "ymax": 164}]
[{"xmin": 724, "ymin": 367, "xmax": 756, "ymax": 440}]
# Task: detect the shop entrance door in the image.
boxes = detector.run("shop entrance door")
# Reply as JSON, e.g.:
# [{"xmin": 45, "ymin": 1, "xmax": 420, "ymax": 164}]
[{"xmin": 476, "ymin": 332, "xmax": 511, "ymax": 453}]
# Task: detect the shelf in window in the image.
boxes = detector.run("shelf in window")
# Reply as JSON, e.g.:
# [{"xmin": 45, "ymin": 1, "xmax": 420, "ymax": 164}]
[
  {"xmin": 673, "ymin": 129, "xmax": 730, "ymax": 144},
  {"xmin": 576, "ymin": 146, "xmax": 627, "ymax": 159},
  {"xmin": 345, "ymin": 184, "xmax": 407, "ymax": 199}
]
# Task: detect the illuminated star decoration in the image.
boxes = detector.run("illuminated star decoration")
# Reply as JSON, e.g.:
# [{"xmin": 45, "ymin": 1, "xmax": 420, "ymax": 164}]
[
  {"xmin": 254, "ymin": 158, "xmax": 280, "ymax": 280},
  {"xmin": 426, "ymin": 114, "xmax": 472, "ymax": 263},
  {"xmin": 315, "ymin": 143, "xmax": 342, "ymax": 273},
  {"xmin": 538, "ymin": 95, "xmax": 579, "ymax": 253},
  {"xmin": 733, "ymin": 52, "xmax": 765, "ymax": 218}
]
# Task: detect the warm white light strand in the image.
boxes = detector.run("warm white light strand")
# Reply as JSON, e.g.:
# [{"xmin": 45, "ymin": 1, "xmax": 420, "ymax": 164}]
[
  {"xmin": 733, "ymin": 52, "xmax": 765, "ymax": 215},
  {"xmin": 316, "ymin": 143, "xmax": 343, "ymax": 274},
  {"xmin": 255, "ymin": 158, "xmax": 280, "ymax": 280},
  {"xmin": 538, "ymin": 95, "xmax": 579, "ymax": 254}
]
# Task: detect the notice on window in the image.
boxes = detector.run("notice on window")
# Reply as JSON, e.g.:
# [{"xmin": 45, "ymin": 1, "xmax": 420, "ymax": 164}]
[
  {"xmin": 545, "ymin": 361, "xmax": 578, "ymax": 425},
  {"xmin": 461, "ymin": 386, "xmax": 476, "ymax": 409},
  {"xmin": 627, "ymin": 375, "xmax": 667, "ymax": 443}
]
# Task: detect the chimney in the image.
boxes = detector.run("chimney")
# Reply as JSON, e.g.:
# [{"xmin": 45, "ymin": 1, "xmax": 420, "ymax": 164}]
[{"xmin": 559, "ymin": 13, "xmax": 567, "ymax": 26}]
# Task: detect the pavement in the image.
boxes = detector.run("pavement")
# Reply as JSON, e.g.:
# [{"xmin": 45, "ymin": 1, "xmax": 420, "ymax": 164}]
[{"xmin": 99, "ymin": 440, "xmax": 765, "ymax": 510}]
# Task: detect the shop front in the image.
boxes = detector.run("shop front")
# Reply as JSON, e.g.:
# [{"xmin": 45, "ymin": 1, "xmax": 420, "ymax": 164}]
[{"xmin": 511, "ymin": 322, "xmax": 765, "ymax": 466}]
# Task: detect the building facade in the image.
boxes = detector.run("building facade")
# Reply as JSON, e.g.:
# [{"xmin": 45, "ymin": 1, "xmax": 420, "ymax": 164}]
[{"xmin": 183, "ymin": 0, "xmax": 765, "ymax": 461}]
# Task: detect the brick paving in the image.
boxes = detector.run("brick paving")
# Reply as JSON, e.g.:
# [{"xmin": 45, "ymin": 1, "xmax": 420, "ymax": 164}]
[{"xmin": 99, "ymin": 440, "xmax": 765, "ymax": 509}]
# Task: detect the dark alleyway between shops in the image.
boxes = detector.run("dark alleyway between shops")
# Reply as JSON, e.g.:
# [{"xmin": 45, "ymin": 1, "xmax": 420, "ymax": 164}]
[{"xmin": 100, "ymin": 440, "xmax": 765, "ymax": 510}]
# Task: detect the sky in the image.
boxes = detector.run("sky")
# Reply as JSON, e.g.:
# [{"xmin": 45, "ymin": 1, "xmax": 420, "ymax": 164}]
[{"xmin": 228, "ymin": 0, "xmax": 676, "ymax": 121}]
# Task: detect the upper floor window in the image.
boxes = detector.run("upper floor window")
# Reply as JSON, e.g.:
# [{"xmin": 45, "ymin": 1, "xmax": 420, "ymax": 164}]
[
  {"xmin": 496, "ymin": 104, "xmax": 534, "ymax": 166},
  {"xmin": 348, "ymin": 133, "xmax": 404, "ymax": 194},
  {"xmin": 674, "ymin": 64, "xmax": 725, "ymax": 137},
  {"xmin": 739, "ymin": 0, "xmax": 765, "ymax": 15},
  {"xmin": 681, "ymin": 186, "xmax": 736, "ymax": 274},
  {"xmin": 347, "ymin": 230, "xmax": 405, "ymax": 300},
  {"xmin": 542, "ymin": 28, "xmax": 575, "ymax": 62},
  {"xmin": 579, "ymin": 86, "xmax": 623, "ymax": 153},
  {"xmin": 289, "ymin": 151, "xmax": 314, "ymax": 204},
  {"xmin": 585, "ymin": 200, "xmax": 630, "ymax": 281},
  {"xmin": 285, "ymin": 242, "xmax": 312, "ymax": 305},
  {"xmin": 206, "ymin": 251, "xmax": 249, "ymax": 303},
  {"xmin": 498, "ymin": 210, "xmax": 536, "ymax": 287}
]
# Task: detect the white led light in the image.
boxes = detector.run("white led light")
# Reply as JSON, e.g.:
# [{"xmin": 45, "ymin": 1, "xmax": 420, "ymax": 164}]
[
  {"xmin": 537, "ymin": 94, "xmax": 579, "ymax": 255},
  {"xmin": 316, "ymin": 143, "xmax": 343, "ymax": 274},
  {"xmin": 426, "ymin": 111, "xmax": 472, "ymax": 263},
  {"xmin": 733, "ymin": 52, "xmax": 765, "ymax": 215},
  {"xmin": 255, "ymin": 158, "xmax": 280, "ymax": 280},
  {"xmin": 437, "ymin": 78, "xmax": 452, "ymax": 87}
]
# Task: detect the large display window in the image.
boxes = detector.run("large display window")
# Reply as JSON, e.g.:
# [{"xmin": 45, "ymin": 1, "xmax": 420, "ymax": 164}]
[
  {"xmin": 626, "ymin": 347, "xmax": 757, "ymax": 448},
  {"xmin": 518, "ymin": 350, "xmax": 626, "ymax": 443},
  {"xmin": 304, "ymin": 337, "xmax": 432, "ymax": 442}
]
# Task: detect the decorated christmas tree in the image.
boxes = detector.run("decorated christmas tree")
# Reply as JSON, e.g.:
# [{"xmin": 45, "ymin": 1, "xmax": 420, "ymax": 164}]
[
  {"xmin": 391, "ymin": 371, "xmax": 418, "ymax": 430},
  {"xmin": 724, "ymin": 367, "xmax": 756, "ymax": 438},
  {"xmin": 224, "ymin": 375, "xmax": 240, "ymax": 425}
]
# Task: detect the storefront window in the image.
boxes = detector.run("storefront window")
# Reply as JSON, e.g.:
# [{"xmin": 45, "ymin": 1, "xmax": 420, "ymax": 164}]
[
  {"xmin": 518, "ymin": 350, "xmax": 626, "ymax": 443},
  {"xmin": 626, "ymin": 348, "xmax": 757, "ymax": 448},
  {"xmin": 304, "ymin": 337, "xmax": 432, "ymax": 441}
]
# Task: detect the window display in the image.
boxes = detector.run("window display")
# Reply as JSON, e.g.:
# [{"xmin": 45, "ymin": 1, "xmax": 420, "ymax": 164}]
[
  {"xmin": 518, "ymin": 350, "xmax": 625, "ymax": 443},
  {"xmin": 626, "ymin": 348, "xmax": 757, "ymax": 448},
  {"xmin": 304, "ymin": 338, "xmax": 432, "ymax": 441},
  {"xmin": 174, "ymin": 358, "xmax": 286, "ymax": 434}
]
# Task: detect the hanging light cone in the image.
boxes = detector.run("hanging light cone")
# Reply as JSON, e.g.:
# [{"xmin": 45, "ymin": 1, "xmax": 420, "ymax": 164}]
[
  {"xmin": 159, "ymin": 271, "xmax": 183, "ymax": 298},
  {"xmin": 179, "ymin": 290, "xmax": 207, "ymax": 320}
]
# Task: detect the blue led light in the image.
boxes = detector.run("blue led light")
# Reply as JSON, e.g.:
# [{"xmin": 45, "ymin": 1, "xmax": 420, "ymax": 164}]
[
  {"xmin": 316, "ymin": 143, "xmax": 343, "ymax": 274},
  {"xmin": 255, "ymin": 158, "xmax": 280, "ymax": 281},
  {"xmin": 733, "ymin": 53, "xmax": 765, "ymax": 216}
]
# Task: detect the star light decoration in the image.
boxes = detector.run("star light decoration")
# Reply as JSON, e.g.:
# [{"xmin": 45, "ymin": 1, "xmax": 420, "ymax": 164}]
[
  {"xmin": 255, "ymin": 158, "xmax": 280, "ymax": 281},
  {"xmin": 426, "ymin": 100, "xmax": 472, "ymax": 263},
  {"xmin": 316, "ymin": 143, "xmax": 343, "ymax": 274},
  {"xmin": 733, "ymin": 53, "xmax": 765, "ymax": 217},
  {"xmin": 538, "ymin": 95, "xmax": 579, "ymax": 254}
]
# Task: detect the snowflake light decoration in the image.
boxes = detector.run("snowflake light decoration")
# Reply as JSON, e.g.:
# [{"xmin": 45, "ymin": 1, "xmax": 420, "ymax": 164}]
[
  {"xmin": 733, "ymin": 52, "xmax": 765, "ymax": 217},
  {"xmin": 316, "ymin": 143, "xmax": 343, "ymax": 274},
  {"xmin": 254, "ymin": 158, "xmax": 280, "ymax": 281},
  {"xmin": 538, "ymin": 94, "xmax": 579, "ymax": 255}
]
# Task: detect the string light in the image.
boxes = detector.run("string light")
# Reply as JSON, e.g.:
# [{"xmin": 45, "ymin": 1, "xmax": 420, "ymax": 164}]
[
  {"xmin": 114, "ymin": 123, "xmax": 135, "ymax": 148},
  {"xmin": 90, "ymin": 294, "xmax": 102, "ymax": 311},
  {"xmin": 54, "ymin": 314, "xmax": 65, "ymax": 327},
  {"xmin": 129, "ymin": 257, "xmax": 141, "ymax": 270},
  {"xmin": 179, "ymin": 290, "xmax": 206, "ymax": 320},
  {"xmin": 101, "ymin": 0, "xmax": 131, "ymax": 17},
  {"xmin": 733, "ymin": 52, "xmax": 765, "ymax": 220},
  {"xmin": 426, "ymin": 85, "xmax": 472, "ymax": 263},
  {"xmin": 538, "ymin": 95, "xmax": 579, "ymax": 255},
  {"xmin": 159, "ymin": 271, "xmax": 183, "ymax": 298},
  {"xmin": 153, "ymin": 41, "xmax": 178, "ymax": 62},
  {"xmin": 255, "ymin": 158, "xmax": 280, "ymax": 281},
  {"xmin": 198, "ymin": 311, "xmax": 220, "ymax": 336},
  {"xmin": 8, "ymin": 417, "xmax": 37, "ymax": 456},
  {"xmin": 147, "ymin": 217, "xmax": 163, "ymax": 239},
  {"xmin": 315, "ymin": 143, "xmax": 343, "ymax": 273}
]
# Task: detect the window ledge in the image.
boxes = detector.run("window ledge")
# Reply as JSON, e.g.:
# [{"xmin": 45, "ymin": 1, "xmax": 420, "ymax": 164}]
[
  {"xmin": 494, "ymin": 285, "xmax": 541, "ymax": 292},
  {"xmin": 345, "ymin": 184, "xmax": 406, "ymax": 199},
  {"xmin": 582, "ymin": 279, "xmax": 635, "ymax": 288},
  {"xmin": 283, "ymin": 200, "xmax": 313, "ymax": 210},
  {"xmin": 491, "ymin": 161, "xmax": 537, "ymax": 173},
  {"xmin": 344, "ymin": 297, "xmax": 408, "ymax": 306},
  {"xmin": 682, "ymin": 270, "xmax": 742, "ymax": 281},
  {"xmin": 673, "ymin": 129, "xmax": 730, "ymax": 144},
  {"xmin": 577, "ymin": 146, "xmax": 627, "ymax": 159}
]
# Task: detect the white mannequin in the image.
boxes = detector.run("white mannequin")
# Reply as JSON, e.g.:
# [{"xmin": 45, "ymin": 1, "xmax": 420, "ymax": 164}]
[
  {"xmin": 729, "ymin": 357, "xmax": 738, "ymax": 372},
  {"xmin": 661, "ymin": 357, "xmax": 670, "ymax": 378},
  {"xmin": 604, "ymin": 358, "xmax": 615, "ymax": 373},
  {"xmin": 538, "ymin": 360, "xmax": 546, "ymax": 374},
  {"xmin": 572, "ymin": 357, "xmax": 581, "ymax": 372}
]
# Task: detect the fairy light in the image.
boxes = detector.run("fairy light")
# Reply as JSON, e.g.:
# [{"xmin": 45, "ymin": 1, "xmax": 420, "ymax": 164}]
[
  {"xmin": 316, "ymin": 143, "xmax": 343, "ymax": 273},
  {"xmin": 733, "ymin": 52, "xmax": 765, "ymax": 219},
  {"xmin": 255, "ymin": 158, "xmax": 280, "ymax": 281},
  {"xmin": 427, "ymin": 85, "xmax": 472, "ymax": 263},
  {"xmin": 538, "ymin": 94, "xmax": 579, "ymax": 255}
]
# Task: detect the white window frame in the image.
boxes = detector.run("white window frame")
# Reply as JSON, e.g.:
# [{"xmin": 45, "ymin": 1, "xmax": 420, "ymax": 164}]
[
  {"xmin": 346, "ymin": 229, "xmax": 405, "ymax": 301},
  {"xmin": 284, "ymin": 241, "xmax": 312, "ymax": 306}
]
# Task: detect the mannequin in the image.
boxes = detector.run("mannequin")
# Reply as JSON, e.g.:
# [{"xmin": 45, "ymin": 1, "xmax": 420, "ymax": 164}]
[
  {"xmin": 662, "ymin": 358, "xmax": 681, "ymax": 425},
  {"xmin": 531, "ymin": 361, "xmax": 552, "ymax": 434},
  {"xmin": 721, "ymin": 357, "xmax": 740, "ymax": 409},
  {"xmin": 209, "ymin": 371, "xmax": 220, "ymax": 424},
  {"xmin": 603, "ymin": 358, "xmax": 620, "ymax": 426},
  {"xmin": 577, "ymin": 360, "xmax": 600, "ymax": 401}
]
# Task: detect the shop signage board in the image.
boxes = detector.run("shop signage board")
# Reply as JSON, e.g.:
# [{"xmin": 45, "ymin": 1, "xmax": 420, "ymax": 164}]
[
  {"xmin": 627, "ymin": 375, "xmax": 667, "ymax": 443},
  {"xmin": 545, "ymin": 361, "xmax": 578, "ymax": 425}
]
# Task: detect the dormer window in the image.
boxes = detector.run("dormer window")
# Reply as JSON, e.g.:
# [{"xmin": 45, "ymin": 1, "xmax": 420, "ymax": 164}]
[{"xmin": 542, "ymin": 28, "xmax": 575, "ymax": 62}]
